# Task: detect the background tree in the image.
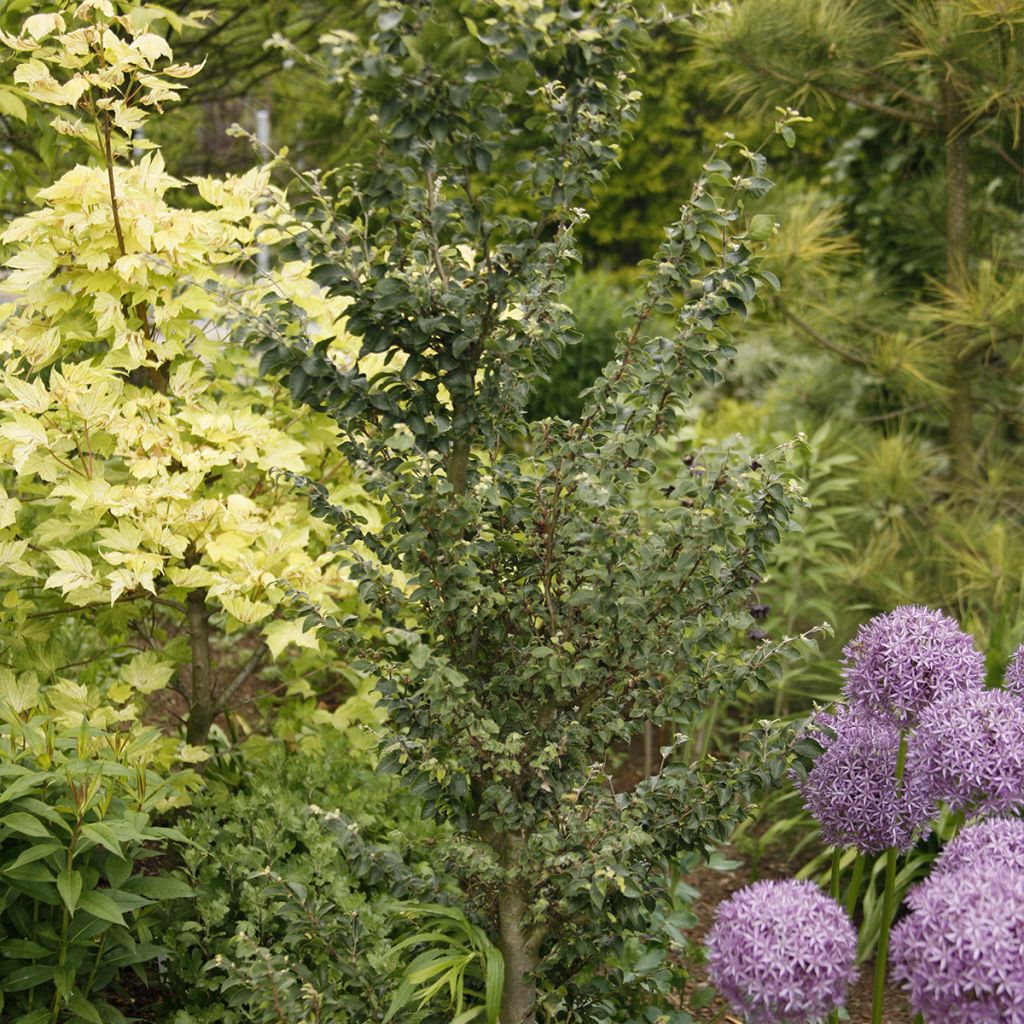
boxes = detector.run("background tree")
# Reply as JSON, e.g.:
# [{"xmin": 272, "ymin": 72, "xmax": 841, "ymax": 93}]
[{"xmin": 697, "ymin": 0, "xmax": 1023, "ymax": 484}]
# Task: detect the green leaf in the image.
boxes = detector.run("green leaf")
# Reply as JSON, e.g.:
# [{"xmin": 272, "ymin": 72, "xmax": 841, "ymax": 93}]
[
  {"xmin": 77, "ymin": 890, "xmax": 126, "ymax": 927},
  {"xmin": 1, "ymin": 812, "xmax": 51, "ymax": 839},
  {"xmin": 68, "ymin": 992, "xmax": 103, "ymax": 1024},
  {"xmin": 123, "ymin": 875, "xmax": 193, "ymax": 900},
  {"xmin": 7, "ymin": 841, "xmax": 60, "ymax": 871},
  {"xmin": 80, "ymin": 823, "xmax": 122, "ymax": 859},
  {"xmin": 12, "ymin": 1010, "xmax": 50, "ymax": 1024},
  {"xmin": 57, "ymin": 870, "xmax": 83, "ymax": 914},
  {"xmin": 3, "ymin": 964, "xmax": 55, "ymax": 992},
  {"xmin": 1, "ymin": 939, "xmax": 50, "ymax": 959}
]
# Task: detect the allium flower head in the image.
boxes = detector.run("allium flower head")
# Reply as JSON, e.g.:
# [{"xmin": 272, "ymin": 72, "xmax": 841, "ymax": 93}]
[
  {"xmin": 1006, "ymin": 644, "xmax": 1024, "ymax": 699},
  {"xmin": 797, "ymin": 706, "xmax": 933, "ymax": 854},
  {"xmin": 935, "ymin": 818, "xmax": 1024, "ymax": 877},
  {"xmin": 842, "ymin": 605, "xmax": 984, "ymax": 728},
  {"xmin": 907, "ymin": 687, "xmax": 1024, "ymax": 814},
  {"xmin": 706, "ymin": 878, "xmax": 858, "ymax": 1024},
  {"xmin": 890, "ymin": 864, "xmax": 1024, "ymax": 1023}
]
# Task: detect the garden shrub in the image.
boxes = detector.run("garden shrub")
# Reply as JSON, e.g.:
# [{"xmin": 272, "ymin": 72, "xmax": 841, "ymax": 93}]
[
  {"xmin": 161, "ymin": 727, "xmax": 454, "ymax": 1023},
  {"xmin": 0, "ymin": 672, "xmax": 195, "ymax": 1024},
  {"xmin": 255, "ymin": 2, "xmax": 819, "ymax": 1019}
]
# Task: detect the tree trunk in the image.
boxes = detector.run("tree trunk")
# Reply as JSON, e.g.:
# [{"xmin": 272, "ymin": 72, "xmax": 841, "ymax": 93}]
[
  {"xmin": 942, "ymin": 79, "xmax": 974, "ymax": 482},
  {"xmin": 185, "ymin": 588, "xmax": 215, "ymax": 745},
  {"xmin": 497, "ymin": 878, "xmax": 539, "ymax": 1024},
  {"xmin": 491, "ymin": 834, "xmax": 542, "ymax": 1024}
]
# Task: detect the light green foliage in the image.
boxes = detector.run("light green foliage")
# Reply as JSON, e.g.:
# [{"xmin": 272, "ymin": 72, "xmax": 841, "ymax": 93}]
[
  {"xmin": 162, "ymin": 728, "xmax": 453, "ymax": 1024},
  {"xmin": 689, "ymin": 0, "xmax": 1024, "ymax": 674},
  {"xmin": 385, "ymin": 904, "xmax": 504, "ymax": 1024},
  {"xmin": 0, "ymin": 672, "xmax": 195, "ymax": 1023},
  {"xmin": 255, "ymin": 3, "xmax": 817, "ymax": 1019},
  {"xmin": 0, "ymin": 3, "xmax": 375, "ymax": 743}
]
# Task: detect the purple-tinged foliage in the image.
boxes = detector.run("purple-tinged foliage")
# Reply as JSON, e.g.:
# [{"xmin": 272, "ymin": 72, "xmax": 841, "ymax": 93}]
[
  {"xmin": 797, "ymin": 706, "xmax": 933, "ymax": 854},
  {"xmin": 890, "ymin": 864, "xmax": 1024, "ymax": 1023},
  {"xmin": 841, "ymin": 605, "xmax": 984, "ymax": 728},
  {"xmin": 935, "ymin": 817, "xmax": 1024, "ymax": 877},
  {"xmin": 706, "ymin": 878, "xmax": 858, "ymax": 1024},
  {"xmin": 907, "ymin": 688, "xmax": 1024, "ymax": 815},
  {"xmin": 1006, "ymin": 644, "xmax": 1024, "ymax": 699}
]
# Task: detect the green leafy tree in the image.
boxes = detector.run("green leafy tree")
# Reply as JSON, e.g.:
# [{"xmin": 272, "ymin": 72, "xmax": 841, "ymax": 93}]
[
  {"xmin": 0, "ymin": 3, "xmax": 374, "ymax": 744},
  {"xmin": 257, "ymin": 3, "xmax": 815, "ymax": 1019}
]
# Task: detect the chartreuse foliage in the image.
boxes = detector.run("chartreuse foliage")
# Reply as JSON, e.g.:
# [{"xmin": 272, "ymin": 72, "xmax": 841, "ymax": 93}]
[
  {"xmin": 0, "ymin": 3, "xmax": 376, "ymax": 743},
  {"xmin": 0, "ymin": 670, "xmax": 196, "ymax": 1024},
  {"xmin": 253, "ymin": 3, "xmax": 817, "ymax": 1019}
]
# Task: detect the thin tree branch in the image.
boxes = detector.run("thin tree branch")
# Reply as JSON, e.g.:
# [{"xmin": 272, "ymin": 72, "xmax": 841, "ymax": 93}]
[{"xmin": 778, "ymin": 301, "xmax": 870, "ymax": 366}]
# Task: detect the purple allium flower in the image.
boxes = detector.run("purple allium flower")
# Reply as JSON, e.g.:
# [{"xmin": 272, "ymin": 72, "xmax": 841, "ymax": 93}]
[
  {"xmin": 842, "ymin": 605, "xmax": 984, "ymax": 728},
  {"xmin": 706, "ymin": 878, "xmax": 858, "ymax": 1024},
  {"xmin": 797, "ymin": 706, "xmax": 934, "ymax": 854},
  {"xmin": 934, "ymin": 818, "xmax": 1024, "ymax": 877},
  {"xmin": 907, "ymin": 687, "xmax": 1024, "ymax": 815},
  {"xmin": 890, "ymin": 864, "xmax": 1024, "ymax": 1023},
  {"xmin": 1006, "ymin": 644, "xmax": 1024, "ymax": 699}
]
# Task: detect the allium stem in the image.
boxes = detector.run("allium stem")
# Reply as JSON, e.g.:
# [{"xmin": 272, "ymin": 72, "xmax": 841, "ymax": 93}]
[
  {"xmin": 871, "ymin": 730, "xmax": 908, "ymax": 1024},
  {"xmin": 829, "ymin": 849, "xmax": 845, "ymax": 1024},
  {"xmin": 844, "ymin": 852, "xmax": 865, "ymax": 918}
]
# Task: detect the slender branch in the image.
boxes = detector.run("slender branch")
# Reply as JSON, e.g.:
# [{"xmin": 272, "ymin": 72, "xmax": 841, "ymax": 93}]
[
  {"xmin": 215, "ymin": 641, "xmax": 270, "ymax": 711},
  {"xmin": 778, "ymin": 301, "xmax": 870, "ymax": 366}
]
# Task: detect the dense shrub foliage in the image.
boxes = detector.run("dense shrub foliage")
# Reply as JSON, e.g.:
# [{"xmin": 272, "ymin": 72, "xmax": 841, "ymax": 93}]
[
  {"xmin": 0, "ymin": 674, "xmax": 194, "ymax": 1023},
  {"xmin": 162, "ymin": 728, "xmax": 452, "ymax": 1023}
]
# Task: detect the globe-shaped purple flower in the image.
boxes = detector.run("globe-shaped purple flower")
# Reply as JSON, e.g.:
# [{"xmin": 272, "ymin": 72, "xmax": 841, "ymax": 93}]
[
  {"xmin": 797, "ymin": 706, "xmax": 934, "ymax": 854},
  {"xmin": 935, "ymin": 818, "xmax": 1024, "ymax": 877},
  {"xmin": 842, "ymin": 605, "xmax": 984, "ymax": 728},
  {"xmin": 1006, "ymin": 644, "xmax": 1024, "ymax": 699},
  {"xmin": 890, "ymin": 864, "xmax": 1024, "ymax": 1023},
  {"xmin": 907, "ymin": 688, "xmax": 1024, "ymax": 815},
  {"xmin": 707, "ymin": 879, "xmax": 858, "ymax": 1024}
]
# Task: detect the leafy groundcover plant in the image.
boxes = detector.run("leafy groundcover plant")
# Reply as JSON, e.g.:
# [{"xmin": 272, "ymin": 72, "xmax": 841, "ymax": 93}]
[
  {"xmin": 0, "ymin": 672, "xmax": 195, "ymax": 1024},
  {"xmin": 253, "ymin": 1, "xmax": 818, "ymax": 1020}
]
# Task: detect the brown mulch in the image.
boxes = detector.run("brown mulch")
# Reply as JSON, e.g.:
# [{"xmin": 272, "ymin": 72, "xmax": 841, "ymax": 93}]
[{"xmin": 681, "ymin": 858, "xmax": 914, "ymax": 1024}]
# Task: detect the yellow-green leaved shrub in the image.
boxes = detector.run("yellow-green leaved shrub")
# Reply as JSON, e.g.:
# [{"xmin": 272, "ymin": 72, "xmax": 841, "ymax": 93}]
[{"xmin": 0, "ymin": 3, "xmax": 377, "ymax": 744}]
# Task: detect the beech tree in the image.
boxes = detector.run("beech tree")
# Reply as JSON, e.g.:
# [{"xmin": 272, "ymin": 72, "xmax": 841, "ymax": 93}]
[
  {"xmin": 257, "ymin": 2, "xmax": 816, "ymax": 1019},
  {"xmin": 0, "ymin": 3, "xmax": 374, "ymax": 744}
]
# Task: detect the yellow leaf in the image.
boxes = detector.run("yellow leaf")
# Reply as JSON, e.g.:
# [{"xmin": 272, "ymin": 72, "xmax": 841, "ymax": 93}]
[
  {"xmin": 0, "ymin": 88, "xmax": 28, "ymax": 122},
  {"xmin": 221, "ymin": 594, "xmax": 273, "ymax": 624},
  {"xmin": 0, "ymin": 488, "xmax": 21, "ymax": 529},
  {"xmin": 23, "ymin": 13, "xmax": 66, "ymax": 40},
  {"xmin": 263, "ymin": 618, "xmax": 321, "ymax": 660},
  {"xmin": 45, "ymin": 549, "xmax": 97, "ymax": 594},
  {"xmin": 119, "ymin": 651, "xmax": 174, "ymax": 694},
  {"xmin": 0, "ymin": 667, "xmax": 38, "ymax": 713},
  {"xmin": 131, "ymin": 32, "xmax": 173, "ymax": 65},
  {"xmin": 0, "ymin": 539, "xmax": 38, "ymax": 577}
]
